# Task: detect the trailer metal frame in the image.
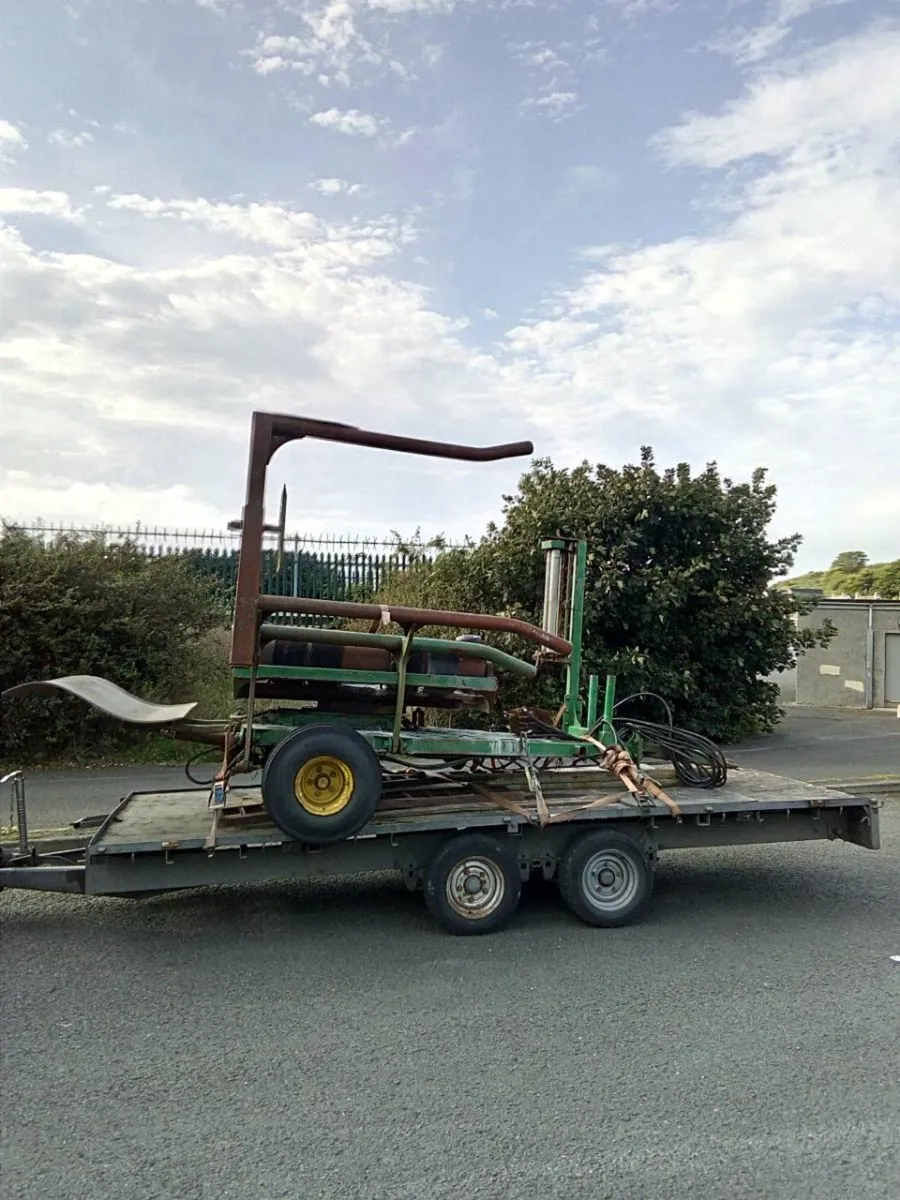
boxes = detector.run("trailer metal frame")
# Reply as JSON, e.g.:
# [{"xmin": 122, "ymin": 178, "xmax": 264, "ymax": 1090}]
[{"xmin": 0, "ymin": 767, "xmax": 881, "ymax": 932}]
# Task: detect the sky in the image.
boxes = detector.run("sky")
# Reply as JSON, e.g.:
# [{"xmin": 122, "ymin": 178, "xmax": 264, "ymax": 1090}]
[{"xmin": 1, "ymin": 0, "xmax": 898, "ymax": 573}]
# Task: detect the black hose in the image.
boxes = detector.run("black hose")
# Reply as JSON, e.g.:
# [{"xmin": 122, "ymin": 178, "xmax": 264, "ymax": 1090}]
[
  {"xmin": 185, "ymin": 747, "xmax": 220, "ymax": 785},
  {"xmin": 611, "ymin": 717, "xmax": 728, "ymax": 789},
  {"xmin": 613, "ymin": 691, "xmax": 674, "ymax": 728}
]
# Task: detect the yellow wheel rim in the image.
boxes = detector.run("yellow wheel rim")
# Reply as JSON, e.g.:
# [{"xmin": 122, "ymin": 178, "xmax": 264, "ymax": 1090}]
[{"xmin": 293, "ymin": 755, "xmax": 354, "ymax": 816}]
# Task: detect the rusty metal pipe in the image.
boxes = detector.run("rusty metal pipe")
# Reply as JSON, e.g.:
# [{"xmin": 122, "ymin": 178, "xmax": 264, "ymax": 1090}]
[
  {"xmin": 165, "ymin": 721, "xmax": 231, "ymax": 746},
  {"xmin": 230, "ymin": 411, "xmax": 534, "ymax": 669},
  {"xmin": 256, "ymin": 596, "xmax": 573, "ymax": 656},
  {"xmin": 264, "ymin": 414, "xmax": 534, "ymax": 464}
]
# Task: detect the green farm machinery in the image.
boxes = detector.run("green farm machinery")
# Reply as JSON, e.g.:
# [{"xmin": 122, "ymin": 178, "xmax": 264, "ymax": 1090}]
[{"xmin": 3, "ymin": 411, "xmax": 725, "ymax": 847}]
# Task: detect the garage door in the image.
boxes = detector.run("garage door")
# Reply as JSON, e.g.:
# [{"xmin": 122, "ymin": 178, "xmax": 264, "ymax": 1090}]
[{"xmin": 886, "ymin": 633, "xmax": 900, "ymax": 705}]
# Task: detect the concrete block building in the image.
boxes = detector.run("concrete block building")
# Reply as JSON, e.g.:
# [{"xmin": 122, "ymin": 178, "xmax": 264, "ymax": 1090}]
[{"xmin": 770, "ymin": 595, "xmax": 900, "ymax": 709}]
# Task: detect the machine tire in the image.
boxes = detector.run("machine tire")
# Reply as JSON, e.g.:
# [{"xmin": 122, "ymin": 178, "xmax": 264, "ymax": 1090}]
[
  {"xmin": 261, "ymin": 725, "xmax": 382, "ymax": 844},
  {"xmin": 558, "ymin": 829, "xmax": 654, "ymax": 928},
  {"xmin": 424, "ymin": 832, "xmax": 521, "ymax": 935}
]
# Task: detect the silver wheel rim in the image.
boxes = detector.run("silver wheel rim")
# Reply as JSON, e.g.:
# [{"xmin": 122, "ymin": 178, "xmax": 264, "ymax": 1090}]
[
  {"xmin": 445, "ymin": 857, "xmax": 506, "ymax": 920},
  {"xmin": 581, "ymin": 849, "xmax": 640, "ymax": 914}
]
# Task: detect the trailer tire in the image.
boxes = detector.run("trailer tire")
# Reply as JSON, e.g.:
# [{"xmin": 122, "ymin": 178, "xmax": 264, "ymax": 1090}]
[
  {"xmin": 558, "ymin": 829, "xmax": 654, "ymax": 928},
  {"xmin": 261, "ymin": 725, "xmax": 381, "ymax": 844},
  {"xmin": 424, "ymin": 832, "xmax": 521, "ymax": 935}
]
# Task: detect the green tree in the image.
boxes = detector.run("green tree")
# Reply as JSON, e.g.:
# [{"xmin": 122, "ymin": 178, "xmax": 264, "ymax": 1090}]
[
  {"xmin": 830, "ymin": 550, "xmax": 868, "ymax": 573},
  {"xmin": 876, "ymin": 560, "xmax": 900, "ymax": 597},
  {"xmin": 0, "ymin": 526, "xmax": 227, "ymax": 763},
  {"xmin": 377, "ymin": 450, "xmax": 834, "ymax": 741}
]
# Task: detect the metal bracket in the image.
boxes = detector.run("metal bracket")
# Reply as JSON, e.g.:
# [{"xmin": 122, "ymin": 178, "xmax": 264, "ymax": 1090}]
[
  {"xmin": 71, "ymin": 812, "xmax": 112, "ymax": 830},
  {"xmin": 1, "ymin": 770, "xmax": 28, "ymax": 855}
]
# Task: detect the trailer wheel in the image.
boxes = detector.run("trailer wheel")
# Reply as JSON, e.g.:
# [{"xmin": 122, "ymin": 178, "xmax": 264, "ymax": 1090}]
[
  {"xmin": 424, "ymin": 833, "xmax": 521, "ymax": 935},
  {"xmin": 261, "ymin": 725, "xmax": 381, "ymax": 844},
  {"xmin": 558, "ymin": 830, "xmax": 654, "ymax": 928}
]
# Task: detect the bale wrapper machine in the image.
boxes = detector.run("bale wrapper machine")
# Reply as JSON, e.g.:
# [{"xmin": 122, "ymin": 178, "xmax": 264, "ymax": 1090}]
[
  {"xmin": 2, "ymin": 410, "xmax": 716, "ymax": 846},
  {"xmin": 209, "ymin": 411, "xmax": 679, "ymax": 844}
]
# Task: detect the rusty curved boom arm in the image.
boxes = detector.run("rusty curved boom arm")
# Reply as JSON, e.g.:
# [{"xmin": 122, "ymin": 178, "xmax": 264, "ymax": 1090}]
[
  {"xmin": 264, "ymin": 413, "xmax": 534, "ymax": 463},
  {"xmin": 231, "ymin": 411, "xmax": 535, "ymax": 668}
]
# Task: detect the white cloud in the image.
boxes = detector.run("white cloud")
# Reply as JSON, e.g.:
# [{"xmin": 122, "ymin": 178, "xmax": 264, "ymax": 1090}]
[
  {"xmin": 250, "ymin": 16, "xmax": 379, "ymax": 85},
  {"xmin": 496, "ymin": 25, "xmax": 900, "ymax": 558},
  {"xmin": 367, "ymin": 0, "xmax": 458, "ymax": 11},
  {"xmin": 510, "ymin": 32, "xmax": 605, "ymax": 120},
  {"xmin": 2, "ymin": 18, "xmax": 900, "ymax": 567},
  {"xmin": 247, "ymin": 3, "xmax": 381, "ymax": 86},
  {"xmin": 421, "ymin": 43, "xmax": 444, "ymax": 68},
  {"xmin": 556, "ymin": 164, "xmax": 616, "ymax": 206},
  {"xmin": 107, "ymin": 193, "xmax": 323, "ymax": 247},
  {"xmin": 309, "ymin": 107, "xmax": 384, "ymax": 136},
  {"xmin": 0, "ymin": 195, "xmax": 525, "ymax": 540},
  {"xmin": 245, "ymin": 0, "xmax": 463, "ymax": 87},
  {"xmin": 710, "ymin": 0, "xmax": 850, "ymax": 66},
  {"xmin": 510, "ymin": 41, "xmax": 570, "ymax": 74},
  {"xmin": 48, "ymin": 128, "xmax": 96, "ymax": 148},
  {"xmin": 658, "ymin": 25, "xmax": 900, "ymax": 169},
  {"xmin": 193, "ymin": 0, "xmax": 239, "ymax": 14},
  {"xmin": 0, "ymin": 188, "xmax": 83, "ymax": 222},
  {"xmin": 520, "ymin": 91, "xmax": 579, "ymax": 119},
  {"xmin": 0, "ymin": 120, "xmax": 27, "ymax": 163},
  {"xmin": 310, "ymin": 177, "xmax": 364, "ymax": 195},
  {"xmin": 0, "ymin": 477, "xmax": 229, "ymax": 530},
  {"xmin": 604, "ymin": 0, "xmax": 674, "ymax": 17}
]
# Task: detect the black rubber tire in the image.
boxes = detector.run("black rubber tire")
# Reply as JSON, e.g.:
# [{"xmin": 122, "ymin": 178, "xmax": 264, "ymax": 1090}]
[
  {"xmin": 261, "ymin": 725, "xmax": 382, "ymax": 844},
  {"xmin": 424, "ymin": 832, "xmax": 521, "ymax": 936},
  {"xmin": 558, "ymin": 829, "xmax": 654, "ymax": 928}
]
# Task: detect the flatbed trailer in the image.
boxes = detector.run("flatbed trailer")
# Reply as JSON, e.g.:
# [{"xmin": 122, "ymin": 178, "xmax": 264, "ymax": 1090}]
[
  {"xmin": 7, "ymin": 410, "xmax": 881, "ymax": 933},
  {"xmin": 0, "ymin": 765, "xmax": 881, "ymax": 934}
]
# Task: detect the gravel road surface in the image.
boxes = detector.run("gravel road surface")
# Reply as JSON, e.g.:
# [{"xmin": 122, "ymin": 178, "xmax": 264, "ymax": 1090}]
[{"xmin": 2, "ymin": 711, "xmax": 898, "ymax": 1200}]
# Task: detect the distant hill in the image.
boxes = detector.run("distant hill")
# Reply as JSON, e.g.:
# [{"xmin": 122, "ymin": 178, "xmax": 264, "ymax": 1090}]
[{"xmin": 779, "ymin": 551, "xmax": 900, "ymax": 599}]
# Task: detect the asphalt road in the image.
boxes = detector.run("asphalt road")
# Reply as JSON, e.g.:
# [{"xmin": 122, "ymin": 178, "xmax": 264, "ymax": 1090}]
[
  {"xmin": 725, "ymin": 706, "xmax": 899, "ymax": 783},
  {"xmin": 2, "ymin": 709, "xmax": 899, "ymax": 1200}
]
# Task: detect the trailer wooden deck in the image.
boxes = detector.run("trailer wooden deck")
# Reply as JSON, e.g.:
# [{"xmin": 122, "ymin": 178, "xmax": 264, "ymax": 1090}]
[{"xmin": 90, "ymin": 766, "xmax": 873, "ymax": 857}]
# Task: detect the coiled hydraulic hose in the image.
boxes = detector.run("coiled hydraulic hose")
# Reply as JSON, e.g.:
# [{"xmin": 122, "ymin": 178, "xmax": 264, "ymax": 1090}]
[
  {"xmin": 511, "ymin": 691, "xmax": 729, "ymax": 789},
  {"xmin": 610, "ymin": 718, "xmax": 728, "ymax": 788}
]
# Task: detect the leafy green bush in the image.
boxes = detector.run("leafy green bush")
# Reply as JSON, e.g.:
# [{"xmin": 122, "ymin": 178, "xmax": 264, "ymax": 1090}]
[
  {"xmin": 0, "ymin": 526, "xmax": 230, "ymax": 764},
  {"xmin": 376, "ymin": 450, "xmax": 835, "ymax": 742}
]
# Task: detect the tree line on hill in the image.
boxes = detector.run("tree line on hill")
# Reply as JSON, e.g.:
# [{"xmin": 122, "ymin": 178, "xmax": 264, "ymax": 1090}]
[{"xmin": 780, "ymin": 551, "xmax": 900, "ymax": 599}]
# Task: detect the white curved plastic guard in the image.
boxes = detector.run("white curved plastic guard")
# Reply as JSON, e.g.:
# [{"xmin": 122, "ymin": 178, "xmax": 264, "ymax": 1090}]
[{"xmin": 1, "ymin": 675, "xmax": 197, "ymax": 725}]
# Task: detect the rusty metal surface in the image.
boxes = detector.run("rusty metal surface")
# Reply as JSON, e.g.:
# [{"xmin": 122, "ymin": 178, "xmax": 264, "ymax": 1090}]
[
  {"xmin": 264, "ymin": 413, "xmax": 534, "ymax": 463},
  {"xmin": 230, "ymin": 410, "xmax": 535, "ymax": 668},
  {"xmin": 231, "ymin": 411, "xmax": 275, "ymax": 668},
  {"xmin": 256, "ymin": 596, "xmax": 573, "ymax": 656},
  {"xmin": 0, "ymin": 675, "xmax": 197, "ymax": 725}
]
